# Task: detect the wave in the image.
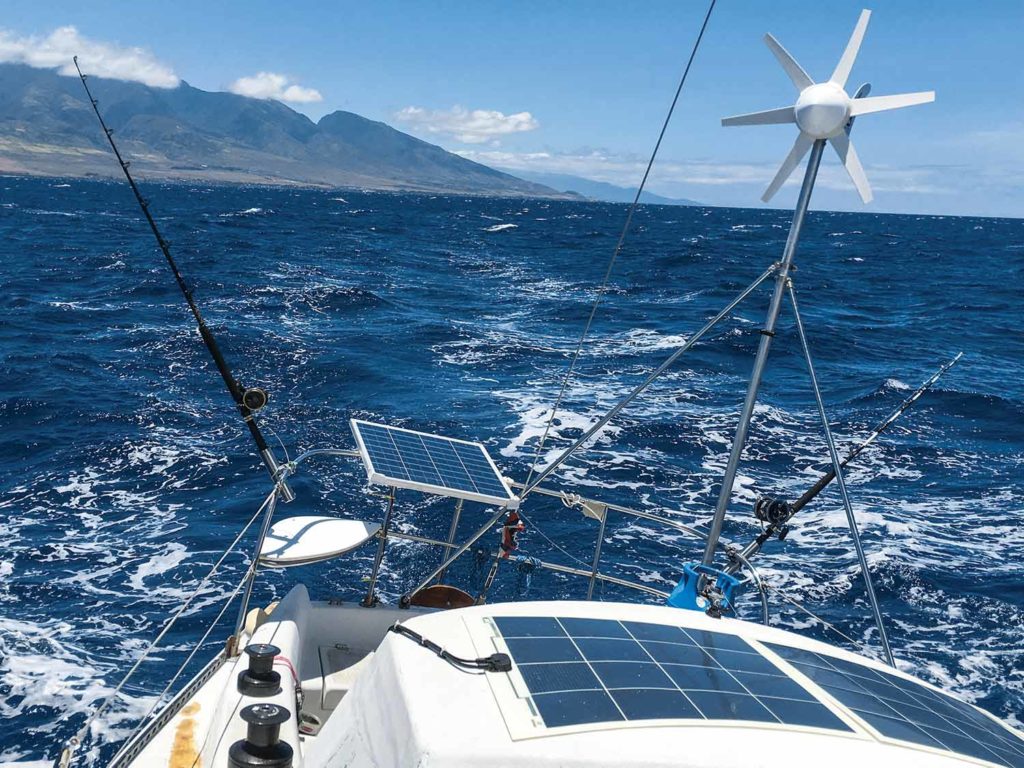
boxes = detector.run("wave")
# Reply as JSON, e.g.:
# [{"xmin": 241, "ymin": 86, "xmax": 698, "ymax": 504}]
[
  {"xmin": 217, "ymin": 206, "xmax": 272, "ymax": 217},
  {"xmin": 2, "ymin": 175, "xmax": 1022, "ymax": 757}
]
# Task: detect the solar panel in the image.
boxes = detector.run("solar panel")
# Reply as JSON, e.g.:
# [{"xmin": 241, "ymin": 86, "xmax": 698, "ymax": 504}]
[
  {"xmin": 766, "ymin": 643, "xmax": 1024, "ymax": 768},
  {"xmin": 350, "ymin": 419, "xmax": 519, "ymax": 508},
  {"xmin": 493, "ymin": 617, "xmax": 851, "ymax": 732}
]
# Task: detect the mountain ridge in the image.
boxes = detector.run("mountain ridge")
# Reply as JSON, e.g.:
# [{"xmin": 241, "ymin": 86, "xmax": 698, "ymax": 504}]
[
  {"xmin": 502, "ymin": 169, "xmax": 701, "ymax": 206},
  {"xmin": 0, "ymin": 63, "xmax": 577, "ymax": 198}
]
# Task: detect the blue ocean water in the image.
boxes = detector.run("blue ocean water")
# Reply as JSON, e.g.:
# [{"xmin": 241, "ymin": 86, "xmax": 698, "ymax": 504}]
[{"xmin": 0, "ymin": 175, "xmax": 1022, "ymax": 764}]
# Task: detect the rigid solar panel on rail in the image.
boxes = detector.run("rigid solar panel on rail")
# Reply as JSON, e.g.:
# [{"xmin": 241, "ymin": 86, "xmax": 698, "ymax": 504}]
[
  {"xmin": 351, "ymin": 419, "xmax": 518, "ymax": 508},
  {"xmin": 766, "ymin": 643, "xmax": 1024, "ymax": 768},
  {"xmin": 493, "ymin": 616, "xmax": 851, "ymax": 731}
]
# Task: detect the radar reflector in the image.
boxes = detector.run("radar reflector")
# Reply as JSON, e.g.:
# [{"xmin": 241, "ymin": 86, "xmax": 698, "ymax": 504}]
[{"xmin": 350, "ymin": 419, "xmax": 519, "ymax": 508}]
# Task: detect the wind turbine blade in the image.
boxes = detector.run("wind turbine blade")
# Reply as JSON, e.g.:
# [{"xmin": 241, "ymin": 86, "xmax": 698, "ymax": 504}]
[
  {"xmin": 849, "ymin": 91, "xmax": 935, "ymax": 116},
  {"xmin": 762, "ymin": 132, "xmax": 814, "ymax": 203},
  {"xmin": 830, "ymin": 9, "xmax": 871, "ymax": 87},
  {"xmin": 722, "ymin": 106, "xmax": 796, "ymax": 127},
  {"xmin": 829, "ymin": 132, "xmax": 873, "ymax": 203},
  {"xmin": 764, "ymin": 33, "xmax": 814, "ymax": 91}
]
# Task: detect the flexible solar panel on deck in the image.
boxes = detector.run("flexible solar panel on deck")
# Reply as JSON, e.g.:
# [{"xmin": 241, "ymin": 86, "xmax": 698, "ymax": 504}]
[
  {"xmin": 351, "ymin": 419, "xmax": 519, "ymax": 508},
  {"xmin": 767, "ymin": 643, "xmax": 1024, "ymax": 768},
  {"xmin": 493, "ymin": 617, "xmax": 850, "ymax": 731}
]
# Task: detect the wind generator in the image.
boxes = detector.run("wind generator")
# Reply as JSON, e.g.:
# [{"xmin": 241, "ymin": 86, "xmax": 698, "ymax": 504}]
[
  {"xmin": 688, "ymin": 9, "xmax": 935, "ymax": 667},
  {"xmin": 723, "ymin": 9, "xmax": 934, "ymax": 203}
]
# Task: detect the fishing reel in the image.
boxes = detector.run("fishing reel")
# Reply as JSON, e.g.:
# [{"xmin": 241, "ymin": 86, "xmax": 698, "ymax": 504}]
[
  {"xmin": 754, "ymin": 496, "xmax": 792, "ymax": 539},
  {"xmin": 242, "ymin": 387, "xmax": 269, "ymax": 411}
]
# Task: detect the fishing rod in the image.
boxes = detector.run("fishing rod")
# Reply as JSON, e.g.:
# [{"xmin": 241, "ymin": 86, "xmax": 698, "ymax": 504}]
[
  {"xmin": 728, "ymin": 352, "xmax": 963, "ymax": 572},
  {"xmin": 73, "ymin": 57, "xmax": 294, "ymax": 501}
]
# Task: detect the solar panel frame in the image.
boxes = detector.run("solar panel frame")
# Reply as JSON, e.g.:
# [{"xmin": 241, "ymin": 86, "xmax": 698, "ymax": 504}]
[
  {"xmin": 765, "ymin": 642, "xmax": 1024, "ymax": 768},
  {"xmin": 492, "ymin": 616, "xmax": 855, "ymax": 734},
  {"xmin": 350, "ymin": 419, "xmax": 519, "ymax": 508}
]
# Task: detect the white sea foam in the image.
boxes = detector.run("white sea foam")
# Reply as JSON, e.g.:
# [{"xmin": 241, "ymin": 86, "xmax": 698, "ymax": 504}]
[
  {"xmin": 483, "ymin": 223, "xmax": 518, "ymax": 232},
  {"xmin": 27, "ymin": 209, "xmax": 78, "ymax": 217},
  {"xmin": 218, "ymin": 207, "xmax": 270, "ymax": 217},
  {"xmin": 127, "ymin": 543, "xmax": 188, "ymax": 591}
]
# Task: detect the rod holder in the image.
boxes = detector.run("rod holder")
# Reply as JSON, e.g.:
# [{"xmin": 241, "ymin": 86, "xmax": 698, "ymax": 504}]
[{"xmin": 260, "ymin": 449, "xmax": 295, "ymax": 503}]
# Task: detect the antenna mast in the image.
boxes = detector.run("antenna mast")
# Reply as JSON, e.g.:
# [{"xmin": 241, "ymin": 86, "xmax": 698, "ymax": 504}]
[{"xmin": 73, "ymin": 57, "xmax": 294, "ymax": 501}]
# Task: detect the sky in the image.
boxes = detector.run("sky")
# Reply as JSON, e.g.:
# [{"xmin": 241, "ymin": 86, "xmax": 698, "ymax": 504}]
[{"xmin": 2, "ymin": 1, "xmax": 1022, "ymax": 218}]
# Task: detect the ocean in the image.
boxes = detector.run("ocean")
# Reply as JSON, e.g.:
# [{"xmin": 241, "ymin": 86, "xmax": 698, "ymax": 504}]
[{"xmin": 1, "ymin": 175, "xmax": 1021, "ymax": 764}]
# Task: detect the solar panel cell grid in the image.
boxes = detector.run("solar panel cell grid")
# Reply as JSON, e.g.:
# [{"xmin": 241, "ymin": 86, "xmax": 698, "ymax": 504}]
[
  {"xmin": 493, "ymin": 616, "xmax": 852, "ymax": 733},
  {"xmin": 766, "ymin": 643, "xmax": 1024, "ymax": 768},
  {"xmin": 351, "ymin": 420, "xmax": 515, "ymax": 505},
  {"xmin": 611, "ymin": 689, "xmax": 700, "ymax": 720},
  {"xmin": 533, "ymin": 690, "xmax": 623, "ymax": 727}
]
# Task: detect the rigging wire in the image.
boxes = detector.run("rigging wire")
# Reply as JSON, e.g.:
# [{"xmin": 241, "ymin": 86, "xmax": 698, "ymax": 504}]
[
  {"xmin": 516, "ymin": 509, "xmax": 592, "ymax": 569},
  {"xmin": 521, "ymin": 0, "xmax": 717, "ymax": 493},
  {"xmin": 61, "ymin": 488, "xmax": 277, "ymax": 758},
  {"xmin": 123, "ymin": 564, "xmax": 253, "ymax": 748},
  {"xmin": 760, "ymin": 581, "xmax": 868, "ymax": 654}
]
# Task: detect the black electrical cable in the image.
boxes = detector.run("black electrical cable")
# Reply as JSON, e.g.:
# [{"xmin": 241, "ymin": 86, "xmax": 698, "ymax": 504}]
[{"xmin": 388, "ymin": 623, "xmax": 512, "ymax": 673}]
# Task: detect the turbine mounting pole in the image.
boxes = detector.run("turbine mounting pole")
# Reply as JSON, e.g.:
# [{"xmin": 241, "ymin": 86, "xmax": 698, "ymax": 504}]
[{"xmin": 700, "ymin": 138, "xmax": 827, "ymax": 569}]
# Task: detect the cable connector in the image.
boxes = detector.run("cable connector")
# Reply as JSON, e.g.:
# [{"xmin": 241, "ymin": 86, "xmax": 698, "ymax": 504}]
[{"xmin": 389, "ymin": 623, "xmax": 512, "ymax": 673}]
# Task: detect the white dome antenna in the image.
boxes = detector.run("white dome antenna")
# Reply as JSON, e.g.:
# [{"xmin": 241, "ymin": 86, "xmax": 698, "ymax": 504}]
[{"xmin": 722, "ymin": 9, "xmax": 934, "ymax": 204}]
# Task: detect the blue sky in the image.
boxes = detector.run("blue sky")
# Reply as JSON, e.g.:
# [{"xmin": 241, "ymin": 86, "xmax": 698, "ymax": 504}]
[{"xmin": 3, "ymin": 1, "xmax": 1022, "ymax": 217}]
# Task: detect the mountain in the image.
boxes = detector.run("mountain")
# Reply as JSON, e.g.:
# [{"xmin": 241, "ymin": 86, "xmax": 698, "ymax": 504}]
[
  {"xmin": 502, "ymin": 170, "xmax": 700, "ymax": 206},
  {"xmin": 0, "ymin": 63, "xmax": 574, "ymax": 198}
]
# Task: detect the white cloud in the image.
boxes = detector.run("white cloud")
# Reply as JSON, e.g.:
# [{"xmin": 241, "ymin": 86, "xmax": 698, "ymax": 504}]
[
  {"xmin": 228, "ymin": 72, "xmax": 322, "ymax": 104},
  {"xmin": 394, "ymin": 105, "xmax": 539, "ymax": 144},
  {"xmin": 457, "ymin": 147, "xmax": 952, "ymax": 196},
  {"xmin": 457, "ymin": 148, "xmax": 768, "ymax": 186},
  {"xmin": 0, "ymin": 25, "xmax": 179, "ymax": 88}
]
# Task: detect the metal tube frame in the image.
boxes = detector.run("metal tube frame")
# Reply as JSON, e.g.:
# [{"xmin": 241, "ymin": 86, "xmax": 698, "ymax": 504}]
[
  {"xmin": 362, "ymin": 487, "xmax": 396, "ymax": 607},
  {"xmin": 506, "ymin": 482, "xmax": 766, "ymax": 609},
  {"xmin": 400, "ymin": 506, "xmax": 510, "ymax": 607},
  {"xmin": 226, "ymin": 442, "xmax": 772, "ymax": 621},
  {"xmin": 232, "ymin": 488, "xmax": 280, "ymax": 643},
  {"xmin": 509, "ymin": 481, "xmax": 715, "ymax": 544},
  {"xmin": 701, "ymin": 139, "xmax": 828, "ymax": 570},
  {"xmin": 587, "ymin": 510, "xmax": 608, "ymax": 601},
  {"xmin": 726, "ymin": 548, "xmax": 769, "ymax": 626},
  {"xmin": 388, "ymin": 530, "xmax": 669, "ymax": 600},
  {"xmin": 534, "ymin": 558, "xmax": 669, "ymax": 598},
  {"xmin": 229, "ymin": 447, "xmax": 357, "ymax": 647},
  {"xmin": 787, "ymin": 282, "xmax": 894, "ymax": 667},
  {"xmin": 437, "ymin": 498, "xmax": 463, "ymax": 583}
]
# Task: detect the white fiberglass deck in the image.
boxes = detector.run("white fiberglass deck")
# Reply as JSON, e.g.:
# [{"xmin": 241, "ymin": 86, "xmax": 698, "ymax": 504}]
[
  {"xmin": 115, "ymin": 589, "xmax": 1023, "ymax": 768},
  {"xmin": 309, "ymin": 599, "xmax": 1023, "ymax": 768}
]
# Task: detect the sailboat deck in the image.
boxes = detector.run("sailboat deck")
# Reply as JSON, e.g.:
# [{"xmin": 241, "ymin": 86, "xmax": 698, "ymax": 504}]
[{"xmin": 307, "ymin": 598, "xmax": 1023, "ymax": 767}]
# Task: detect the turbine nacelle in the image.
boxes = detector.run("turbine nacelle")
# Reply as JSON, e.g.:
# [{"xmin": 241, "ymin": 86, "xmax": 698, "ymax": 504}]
[
  {"xmin": 794, "ymin": 83, "xmax": 850, "ymax": 139},
  {"xmin": 722, "ymin": 9, "xmax": 935, "ymax": 204}
]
